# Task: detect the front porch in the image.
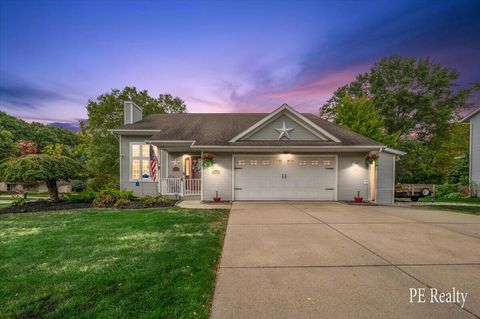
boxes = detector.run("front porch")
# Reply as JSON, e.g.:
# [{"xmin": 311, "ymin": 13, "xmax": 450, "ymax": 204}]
[
  {"xmin": 159, "ymin": 177, "xmax": 201, "ymax": 196},
  {"xmin": 149, "ymin": 141, "xmax": 203, "ymax": 197}
]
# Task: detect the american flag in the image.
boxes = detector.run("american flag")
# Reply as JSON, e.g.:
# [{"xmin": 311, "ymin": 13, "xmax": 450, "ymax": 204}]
[{"xmin": 149, "ymin": 145, "xmax": 158, "ymax": 181}]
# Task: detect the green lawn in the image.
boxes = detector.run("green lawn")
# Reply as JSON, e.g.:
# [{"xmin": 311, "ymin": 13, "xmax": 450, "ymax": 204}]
[
  {"xmin": 419, "ymin": 197, "xmax": 480, "ymax": 204},
  {"xmin": 418, "ymin": 205, "xmax": 480, "ymax": 215},
  {"xmin": 0, "ymin": 203, "xmax": 10, "ymax": 209},
  {"xmin": 0, "ymin": 208, "xmax": 229, "ymax": 318}
]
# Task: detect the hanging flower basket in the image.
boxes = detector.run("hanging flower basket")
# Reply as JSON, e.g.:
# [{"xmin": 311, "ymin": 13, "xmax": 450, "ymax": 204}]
[
  {"xmin": 202, "ymin": 152, "xmax": 215, "ymax": 169},
  {"xmin": 364, "ymin": 153, "xmax": 379, "ymax": 168}
]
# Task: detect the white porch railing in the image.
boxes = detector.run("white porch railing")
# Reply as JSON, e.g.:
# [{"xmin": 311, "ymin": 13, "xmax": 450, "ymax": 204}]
[{"xmin": 159, "ymin": 178, "xmax": 201, "ymax": 196}]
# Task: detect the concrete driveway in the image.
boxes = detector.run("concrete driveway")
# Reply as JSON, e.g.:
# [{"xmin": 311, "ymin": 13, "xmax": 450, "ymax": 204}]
[{"xmin": 210, "ymin": 202, "xmax": 480, "ymax": 319}]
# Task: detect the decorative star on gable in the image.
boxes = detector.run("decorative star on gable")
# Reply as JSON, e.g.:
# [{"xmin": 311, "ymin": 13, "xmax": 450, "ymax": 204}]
[
  {"xmin": 172, "ymin": 159, "xmax": 180, "ymax": 167},
  {"xmin": 274, "ymin": 121, "xmax": 294, "ymax": 140}
]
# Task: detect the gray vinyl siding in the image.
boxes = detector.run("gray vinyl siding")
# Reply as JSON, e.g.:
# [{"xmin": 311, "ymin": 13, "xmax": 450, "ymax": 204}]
[
  {"xmin": 202, "ymin": 153, "xmax": 233, "ymax": 201},
  {"xmin": 337, "ymin": 153, "xmax": 369, "ymax": 200},
  {"xmin": 119, "ymin": 135, "xmax": 158, "ymax": 196},
  {"xmin": 376, "ymin": 152, "xmax": 395, "ymax": 205},
  {"xmin": 471, "ymin": 115, "xmax": 480, "ymax": 194}
]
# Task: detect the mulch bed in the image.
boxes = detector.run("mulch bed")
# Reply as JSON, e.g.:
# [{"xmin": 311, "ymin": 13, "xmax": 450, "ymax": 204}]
[{"xmin": 0, "ymin": 200, "xmax": 177, "ymax": 214}]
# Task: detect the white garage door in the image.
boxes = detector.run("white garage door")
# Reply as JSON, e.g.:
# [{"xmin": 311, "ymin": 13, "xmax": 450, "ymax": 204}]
[{"xmin": 233, "ymin": 155, "xmax": 336, "ymax": 200}]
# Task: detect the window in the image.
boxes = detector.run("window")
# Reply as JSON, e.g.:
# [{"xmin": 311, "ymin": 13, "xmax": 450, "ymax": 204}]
[
  {"xmin": 262, "ymin": 160, "xmax": 271, "ymax": 166},
  {"xmin": 250, "ymin": 160, "xmax": 258, "ymax": 166},
  {"xmin": 299, "ymin": 160, "xmax": 307, "ymax": 166},
  {"xmin": 274, "ymin": 159, "xmax": 282, "ymax": 165},
  {"xmin": 322, "ymin": 160, "xmax": 332, "ymax": 166},
  {"xmin": 237, "ymin": 159, "xmax": 246, "ymax": 166},
  {"xmin": 131, "ymin": 143, "xmax": 158, "ymax": 180},
  {"xmin": 287, "ymin": 159, "xmax": 295, "ymax": 165},
  {"xmin": 311, "ymin": 160, "xmax": 319, "ymax": 166}
]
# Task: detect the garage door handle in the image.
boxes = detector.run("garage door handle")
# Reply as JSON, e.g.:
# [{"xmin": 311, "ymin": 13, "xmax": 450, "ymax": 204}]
[
  {"xmin": 234, "ymin": 167, "xmax": 243, "ymax": 170},
  {"xmin": 234, "ymin": 188, "xmax": 242, "ymax": 190},
  {"xmin": 325, "ymin": 188, "xmax": 334, "ymax": 190}
]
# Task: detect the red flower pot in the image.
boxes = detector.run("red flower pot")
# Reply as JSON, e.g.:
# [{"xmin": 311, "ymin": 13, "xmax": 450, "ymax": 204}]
[
  {"xmin": 354, "ymin": 197, "xmax": 363, "ymax": 203},
  {"xmin": 213, "ymin": 197, "xmax": 221, "ymax": 203}
]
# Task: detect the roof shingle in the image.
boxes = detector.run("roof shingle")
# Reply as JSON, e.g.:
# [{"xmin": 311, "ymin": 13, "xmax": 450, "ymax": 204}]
[{"xmin": 115, "ymin": 113, "xmax": 383, "ymax": 146}]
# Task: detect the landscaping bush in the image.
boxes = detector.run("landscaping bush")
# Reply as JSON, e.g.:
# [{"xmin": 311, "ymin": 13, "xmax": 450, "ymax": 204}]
[
  {"xmin": 92, "ymin": 194, "xmax": 116, "ymax": 208},
  {"xmin": 66, "ymin": 191, "xmax": 97, "ymax": 203},
  {"xmin": 436, "ymin": 184, "xmax": 459, "ymax": 198},
  {"xmin": 141, "ymin": 195, "xmax": 160, "ymax": 207},
  {"xmin": 444, "ymin": 192, "xmax": 463, "ymax": 199},
  {"xmin": 141, "ymin": 195, "xmax": 172, "ymax": 207},
  {"xmin": 99, "ymin": 188, "xmax": 137, "ymax": 201},
  {"xmin": 160, "ymin": 195, "xmax": 171, "ymax": 205},
  {"xmin": 10, "ymin": 197, "xmax": 26, "ymax": 207},
  {"xmin": 114, "ymin": 198, "xmax": 131, "ymax": 208},
  {"xmin": 71, "ymin": 179, "xmax": 87, "ymax": 192}
]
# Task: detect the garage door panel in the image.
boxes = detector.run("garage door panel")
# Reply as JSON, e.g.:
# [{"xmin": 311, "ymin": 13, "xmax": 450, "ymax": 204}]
[{"xmin": 234, "ymin": 155, "xmax": 336, "ymax": 200}]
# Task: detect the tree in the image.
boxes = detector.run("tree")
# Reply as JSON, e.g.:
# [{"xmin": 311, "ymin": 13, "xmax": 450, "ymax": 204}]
[
  {"xmin": 17, "ymin": 140, "xmax": 38, "ymax": 156},
  {"xmin": 0, "ymin": 111, "xmax": 80, "ymax": 149},
  {"xmin": 334, "ymin": 95, "xmax": 399, "ymax": 146},
  {"xmin": 321, "ymin": 56, "xmax": 475, "ymax": 143},
  {"xmin": 447, "ymin": 154, "xmax": 469, "ymax": 185},
  {"xmin": 82, "ymin": 87, "xmax": 187, "ymax": 190},
  {"xmin": 0, "ymin": 130, "xmax": 17, "ymax": 161},
  {"xmin": 0, "ymin": 154, "xmax": 83, "ymax": 201}
]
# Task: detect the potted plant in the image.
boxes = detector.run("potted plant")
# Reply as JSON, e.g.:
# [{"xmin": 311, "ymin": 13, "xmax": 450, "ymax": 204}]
[
  {"xmin": 354, "ymin": 191, "xmax": 363, "ymax": 203},
  {"xmin": 364, "ymin": 153, "xmax": 379, "ymax": 168},
  {"xmin": 213, "ymin": 191, "xmax": 221, "ymax": 202},
  {"xmin": 202, "ymin": 152, "xmax": 215, "ymax": 168}
]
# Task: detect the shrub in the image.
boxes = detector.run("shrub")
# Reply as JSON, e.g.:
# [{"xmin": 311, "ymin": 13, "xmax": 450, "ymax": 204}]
[
  {"xmin": 11, "ymin": 197, "xmax": 26, "ymax": 207},
  {"xmin": 99, "ymin": 188, "xmax": 136, "ymax": 201},
  {"xmin": 444, "ymin": 192, "xmax": 463, "ymax": 199},
  {"xmin": 114, "ymin": 198, "xmax": 131, "ymax": 208},
  {"xmin": 71, "ymin": 179, "xmax": 87, "ymax": 192},
  {"xmin": 92, "ymin": 194, "xmax": 115, "ymax": 208},
  {"xmin": 160, "ymin": 195, "xmax": 171, "ymax": 205},
  {"xmin": 436, "ymin": 184, "xmax": 459, "ymax": 198},
  {"xmin": 141, "ymin": 195, "xmax": 159, "ymax": 207},
  {"xmin": 66, "ymin": 191, "xmax": 97, "ymax": 203}
]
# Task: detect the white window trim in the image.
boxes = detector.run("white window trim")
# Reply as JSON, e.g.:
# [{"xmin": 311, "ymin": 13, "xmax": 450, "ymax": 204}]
[{"xmin": 129, "ymin": 142, "xmax": 158, "ymax": 182}]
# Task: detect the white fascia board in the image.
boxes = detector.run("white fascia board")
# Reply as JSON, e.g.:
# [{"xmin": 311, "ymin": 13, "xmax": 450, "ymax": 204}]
[
  {"xmin": 191, "ymin": 145, "xmax": 384, "ymax": 152},
  {"xmin": 228, "ymin": 104, "xmax": 341, "ymax": 143},
  {"xmin": 461, "ymin": 107, "xmax": 480, "ymax": 122},
  {"xmin": 108, "ymin": 129, "xmax": 161, "ymax": 135},
  {"xmin": 382, "ymin": 147, "xmax": 406, "ymax": 156}
]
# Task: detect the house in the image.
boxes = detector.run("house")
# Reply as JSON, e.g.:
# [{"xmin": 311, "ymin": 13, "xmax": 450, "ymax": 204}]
[
  {"xmin": 110, "ymin": 102, "xmax": 405, "ymax": 204},
  {"xmin": 0, "ymin": 181, "xmax": 72, "ymax": 193},
  {"xmin": 461, "ymin": 107, "xmax": 480, "ymax": 197}
]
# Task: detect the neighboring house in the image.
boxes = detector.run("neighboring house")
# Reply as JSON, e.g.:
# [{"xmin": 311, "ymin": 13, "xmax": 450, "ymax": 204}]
[
  {"xmin": 0, "ymin": 181, "xmax": 72, "ymax": 193},
  {"xmin": 110, "ymin": 102, "xmax": 405, "ymax": 204},
  {"xmin": 461, "ymin": 107, "xmax": 480, "ymax": 197}
]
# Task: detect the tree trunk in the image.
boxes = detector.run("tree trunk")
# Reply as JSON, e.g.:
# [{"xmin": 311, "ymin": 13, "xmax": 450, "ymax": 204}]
[{"xmin": 46, "ymin": 180, "xmax": 59, "ymax": 201}]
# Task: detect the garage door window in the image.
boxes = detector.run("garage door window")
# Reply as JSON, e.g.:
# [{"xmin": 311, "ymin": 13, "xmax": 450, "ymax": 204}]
[
  {"xmin": 237, "ymin": 160, "xmax": 246, "ymax": 166},
  {"xmin": 274, "ymin": 159, "xmax": 282, "ymax": 165},
  {"xmin": 262, "ymin": 160, "xmax": 271, "ymax": 165},
  {"xmin": 322, "ymin": 160, "xmax": 331, "ymax": 166},
  {"xmin": 311, "ymin": 160, "xmax": 319, "ymax": 166},
  {"xmin": 250, "ymin": 160, "xmax": 258, "ymax": 166},
  {"xmin": 287, "ymin": 160, "xmax": 295, "ymax": 165}
]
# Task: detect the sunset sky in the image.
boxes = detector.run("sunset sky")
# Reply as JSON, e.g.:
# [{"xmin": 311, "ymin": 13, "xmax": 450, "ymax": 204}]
[{"xmin": 0, "ymin": 0, "xmax": 479, "ymax": 127}]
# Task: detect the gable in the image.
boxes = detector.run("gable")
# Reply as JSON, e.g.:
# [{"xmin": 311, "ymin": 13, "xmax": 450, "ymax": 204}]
[
  {"xmin": 245, "ymin": 114, "xmax": 325, "ymax": 141},
  {"xmin": 229, "ymin": 104, "xmax": 341, "ymax": 142}
]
